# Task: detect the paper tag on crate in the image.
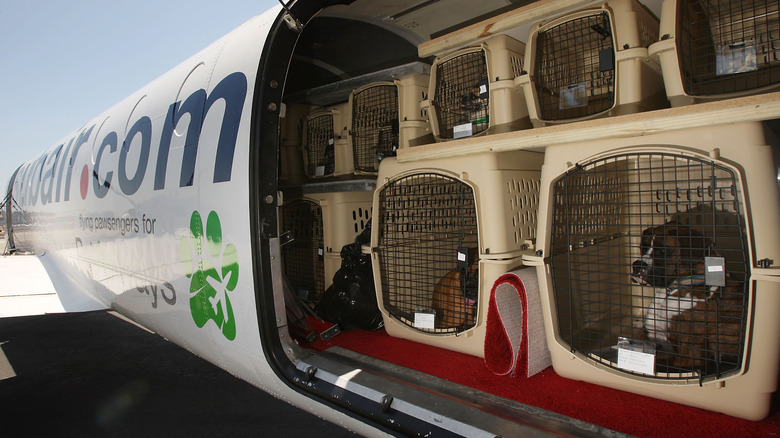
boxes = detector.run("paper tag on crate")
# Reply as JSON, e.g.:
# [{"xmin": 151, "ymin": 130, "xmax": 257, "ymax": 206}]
[
  {"xmin": 717, "ymin": 40, "xmax": 757, "ymax": 76},
  {"xmin": 478, "ymin": 79, "xmax": 489, "ymax": 99},
  {"xmin": 453, "ymin": 122, "xmax": 473, "ymax": 139},
  {"xmin": 705, "ymin": 256, "xmax": 726, "ymax": 287},
  {"xmin": 414, "ymin": 309, "xmax": 436, "ymax": 329},
  {"xmin": 559, "ymin": 82, "xmax": 588, "ymax": 110},
  {"xmin": 457, "ymin": 246, "xmax": 470, "ymax": 269},
  {"xmin": 614, "ymin": 337, "xmax": 656, "ymax": 375}
]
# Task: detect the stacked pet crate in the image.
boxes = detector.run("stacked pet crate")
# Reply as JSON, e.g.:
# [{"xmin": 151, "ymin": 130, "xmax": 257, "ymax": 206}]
[
  {"xmin": 524, "ymin": 0, "xmax": 780, "ymax": 420},
  {"xmin": 514, "ymin": 0, "xmax": 667, "ymax": 126},
  {"xmin": 524, "ymin": 119, "xmax": 780, "ymax": 420},
  {"xmin": 349, "ymin": 74, "xmax": 429, "ymax": 174},
  {"xmin": 281, "ymin": 190, "xmax": 373, "ymax": 305},
  {"xmin": 281, "ymin": 198, "xmax": 326, "ymax": 303},
  {"xmin": 649, "ymin": 0, "xmax": 780, "ymax": 106},
  {"xmin": 424, "ymin": 34, "xmax": 531, "ymax": 141},
  {"xmin": 302, "ymin": 102, "xmax": 352, "ymax": 178},
  {"xmin": 279, "ymin": 103, "xmax": 310, "ymax": 185},
  {"xmin": 371, "ymin": 151, "xmax": 544, "ymax": 357}
]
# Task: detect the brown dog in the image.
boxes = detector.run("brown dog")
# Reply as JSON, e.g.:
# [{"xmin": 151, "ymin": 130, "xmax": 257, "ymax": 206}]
[
  {"xmin": 631, "ymin": 222, "xmax": 745, "ymax": 369},
  {"xmin": 432, "ymin": 250, "xmax": 479, "ymax": 330}
]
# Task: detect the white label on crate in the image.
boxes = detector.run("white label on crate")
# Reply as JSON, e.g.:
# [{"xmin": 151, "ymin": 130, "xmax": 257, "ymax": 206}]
[
  {"xmin": 328, "ymin": 137, "xmax": 334, "ymax": 145},
  {"xmin": 315, "ymin": 165, "xmax": 325, "ymax": 176},
  {"xmin": 414, "ymin": 311, "xmax": 435, "ymax": 329},
  {"xmin": 708, "ymin": 265, "xmax": 723, "ymax": 272},
  {"xmin": 559, "ymin": 82, "xmax": 588, "ymax": 109},
  {"xmin": 617, "ymin": 348, "xmax": 655, "ymax": 375},
  {"xmin": 458, "ymin": 252, "xmax": 467, "ymax": 262},
  {"xmin": 717, "ymin": 41, "xmax": 757, "ymax": 76},
  {"xmin": 479, "ymin": 83, "xmax": 488, "ymax": 96},
  {"xmin": 453, "ymin": 122, "xmax": 473, "ymax": 139}
]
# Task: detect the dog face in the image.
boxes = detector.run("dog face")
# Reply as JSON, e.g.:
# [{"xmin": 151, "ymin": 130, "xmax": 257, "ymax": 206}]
[
  {"xmin": 631, "ymin": 222, "xmax": 744, "ymax": 369},
  {"xmin": 631, "ymin": 222, "xmax": 714, "ymax": 288}
]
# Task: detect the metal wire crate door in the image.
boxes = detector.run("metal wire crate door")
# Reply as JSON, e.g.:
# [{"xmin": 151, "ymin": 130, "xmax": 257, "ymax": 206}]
[
  {"xmin": 305, "ymin": 113, "xmax": 335, "ymax": 177},
  {"xmin": 432, "ymin": 50, "xmax": 491, "ymax": 139},
  {"xmin": 352, "ymin": 85, "xmax": 399, "ymax": 173},
  {"xmin": 678, "ymin": 0, "xmax": 780, "ymax": 96},
  {"xmin": 534, "ymin": 11, "xmax": 616, "ymax": 121},
  {"xmin": 282, "ymin": 199, "xmax": 326, "ymax": 304},
  {"xmin": 377, "ymin": 173, "xmax": 479, "ymax": 334},
  {"xmin": 548, "ymin": 152, "xmax": 748, "ymax": 380}
]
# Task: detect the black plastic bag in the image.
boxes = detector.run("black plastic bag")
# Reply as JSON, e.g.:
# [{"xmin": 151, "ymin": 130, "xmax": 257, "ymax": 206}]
[{"xmin": 316, "ymin": 221, "xmax": 383, "ymax": 331}]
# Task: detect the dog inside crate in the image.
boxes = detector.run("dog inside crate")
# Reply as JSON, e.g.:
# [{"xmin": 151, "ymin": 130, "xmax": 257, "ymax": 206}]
[
  {"xmin": 549, "ymin": 152, "xmax": 749, "ymax": 379},
  {"xmin": 432, "ymin": 246, "xmax": 479, "ymax": 330},
  {"xmin": 432, "ymin": 50, "xmax": 490, "ymax": 139},
  {"xmin": 377, "ymin": 172, "xmax": 480, "ymax": 334}
]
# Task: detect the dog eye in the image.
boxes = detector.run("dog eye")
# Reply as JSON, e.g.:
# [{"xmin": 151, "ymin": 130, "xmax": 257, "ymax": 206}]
[{"xmin": 655, "ymin": 248, "xmax": 667, "ymax": 258}]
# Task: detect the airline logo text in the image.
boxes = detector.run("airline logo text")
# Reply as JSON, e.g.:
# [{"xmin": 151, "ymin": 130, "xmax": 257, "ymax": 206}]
[{"xmin": 12, "ymin": 72, "xmax": 247, "ymax": 205}]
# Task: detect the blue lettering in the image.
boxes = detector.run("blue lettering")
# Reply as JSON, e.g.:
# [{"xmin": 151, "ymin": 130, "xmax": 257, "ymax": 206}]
[
  {"xmin": 155, "ymin": 72, "xmax": 246, "ymax": 189},
  {"xmin": 119, "ymin": 116, "xmax": 151, "ymax": 195},
  {"xmin": 22, "ymin": 162, "xmax": 34, "ymax": 206},
  {"xmin": 155, "ymin": 90, "xmax": 206, "ymax": 189},
  {"xmin": 14, "ymin": 164, "xmax": 28, "ymax": 206},
  {"xmin": 55, "ymin": 138, "xmax": 74, "ymax": 202},
  {"xmin": 93, "ymin": 132, "xmax": 117, "ymax": 199},
  {"xmin": 26, "ymin": 156, "xmax": 45, "ymax": 206},
  {"xmin": 210, "ymin": 72, "xmax": 247, "ymax": 184},
  {"xmin": 40, "ymin": 145, "xmax": 63, "ymax": 205},
  {"xmin": 30, "ymin": 72, "xmax": 247, "ymax": 203}
]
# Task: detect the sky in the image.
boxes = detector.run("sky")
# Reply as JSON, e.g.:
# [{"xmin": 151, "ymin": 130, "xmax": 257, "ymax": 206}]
[{"xmin": 0, "ymin": 0, "xmax": 280, "ymax": 192}]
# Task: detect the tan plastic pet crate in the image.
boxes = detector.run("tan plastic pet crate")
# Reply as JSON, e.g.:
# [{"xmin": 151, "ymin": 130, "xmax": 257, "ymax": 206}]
[
  {"xmin": 523, "ymin": 121, "xmax": 780, "ymax": 420},
  {"xmin": 515, "ymin": 0, "xmax": 666, "ymax": 127},
  {"xmin": 279, "ymin": 102, "xmax": 310, "ymax": 185},
  {"xmin": 649, "ymin": 0, "xmax": 780, "ymax": 106},
  {"xmin": 281, "ymin": 198, "xmax": 326, "ymax": 304},
  {"xmin": 349, "ymin": 74, "xmax": 429, "ymax": 174},
  {"xmin": 424, "ymin": 34, "xmax": 531, "ymax": 142},
  {"xmin": 370, "ymin": 151, "xmax": 544, "ymax": 357},
  {"xmin": 302, "ymin": 103, "xmax": 352, "ymax": 178},
  {"xmin": 281, "ymin": 190, "xmax": 373, "ymax": 305}
]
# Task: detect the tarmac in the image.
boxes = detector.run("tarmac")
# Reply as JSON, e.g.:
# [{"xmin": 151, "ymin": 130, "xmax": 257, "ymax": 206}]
[{"xmin": 0, "ymin": 255, "xmax": 359, "ymax": 437}]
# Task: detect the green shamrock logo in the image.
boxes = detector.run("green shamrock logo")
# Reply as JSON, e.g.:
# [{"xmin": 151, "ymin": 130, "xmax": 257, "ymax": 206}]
[{"xmin": 180, "ymin": 210, "xmax": 238, "ymax": 340}]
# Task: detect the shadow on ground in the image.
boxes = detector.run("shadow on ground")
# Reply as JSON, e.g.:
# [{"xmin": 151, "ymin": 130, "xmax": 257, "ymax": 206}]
[{"xmin": 0, "ymin": 311, "xmax": 359, "ymax": 437}]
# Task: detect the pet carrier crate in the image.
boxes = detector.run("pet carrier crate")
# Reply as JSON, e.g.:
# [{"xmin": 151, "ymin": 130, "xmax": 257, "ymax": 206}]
[
  {"xmin": 524, "ymin": 121, "xmax": 780, "ymax": 420},
  {"xmin": 281, "ymin": 190, "xmax": 373, "ymax": 304},
  {"xmin": 515, "ymin": 0, "xmax": 667, "ymax": 127},
  {"xmin": 281, "ymin": 198, "xmax": 326, "ymax": 303},
  {"xmin": 349, "ymin": 74, "xmax": 430, "ymax": 174},
  {"xmin": 424, "ymin": 34, "xmax": 531, "ymax": 142},
  {"xmin": 279, "ymin": 103, "xmax": 310, "ymax": 184},
  {"xmin": 302, "ymin": 103, "xmax": 352, "ymax": 178},
  {"xmin": 649, "ymin": 0, "xmax": 780, "ymax": 106},
  {"xmin": 370, "ymin": 151, "xmax": 544, "ymax": 357}
]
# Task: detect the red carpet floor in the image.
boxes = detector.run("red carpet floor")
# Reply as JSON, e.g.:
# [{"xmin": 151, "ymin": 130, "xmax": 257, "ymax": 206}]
[{"xmin": 307, "ymin": 326, "xmax": 780, "ymax": 437}]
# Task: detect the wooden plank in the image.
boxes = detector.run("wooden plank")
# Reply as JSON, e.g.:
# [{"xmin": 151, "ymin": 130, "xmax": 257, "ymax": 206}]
[
  {"xmin": 397, "ymin": 92, "xmax": 780, "ymax": 162},
  {"xmin": 418, "ymin": 0, "xmax": 597, "ymax": 57}
]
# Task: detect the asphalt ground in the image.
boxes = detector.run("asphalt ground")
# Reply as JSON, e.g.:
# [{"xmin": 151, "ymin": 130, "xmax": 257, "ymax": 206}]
[{"xmin": 0, "ymin": 311, "xmax": 359, "ymax": 437}]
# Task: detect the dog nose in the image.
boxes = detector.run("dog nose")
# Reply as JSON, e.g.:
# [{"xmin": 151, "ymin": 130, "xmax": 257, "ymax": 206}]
[{"xmin": 632, "ymin": 260, "xmax": 648, "ymax": 277}]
